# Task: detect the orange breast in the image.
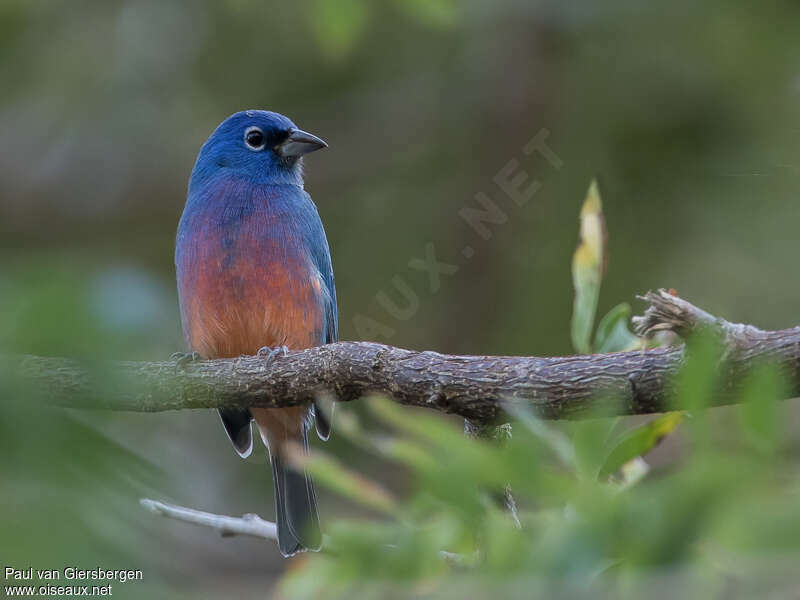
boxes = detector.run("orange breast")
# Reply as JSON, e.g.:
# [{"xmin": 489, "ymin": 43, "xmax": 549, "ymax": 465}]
[{"xmin": 179, "ymin": 207, "xmax": 326, "ymax": 359}]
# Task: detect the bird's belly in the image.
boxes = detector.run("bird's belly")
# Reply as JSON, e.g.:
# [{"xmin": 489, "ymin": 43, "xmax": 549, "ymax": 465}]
[{"xmin": 181, "ymin": 255, "xmax": 325, "ymax": 359}]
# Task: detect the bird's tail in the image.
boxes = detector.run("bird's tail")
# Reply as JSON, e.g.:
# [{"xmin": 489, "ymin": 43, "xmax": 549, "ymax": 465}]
[
  {"xmin": 252, "ymin": 407, "xmax": 322, "ymax": 556},
  {"xmin": 270, "ymin": 440, "xmax": 322, "ymax": 556}
]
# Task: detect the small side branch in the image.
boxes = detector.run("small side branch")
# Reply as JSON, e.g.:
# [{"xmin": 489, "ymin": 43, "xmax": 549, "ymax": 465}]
[
  {"xmin": 140, "ymin": 498, "xmax": 277, "ymax": 540},
  {"xmin": 632, "ymin": 289, "xmax": 767, "ymax": 345},
  {"xmin": 141, "ymin": 497, "xmax": 470, "ymax": 563},
  {"xmin": 7, "ymin": 290, "xmax": 800, "ymax": 421}
]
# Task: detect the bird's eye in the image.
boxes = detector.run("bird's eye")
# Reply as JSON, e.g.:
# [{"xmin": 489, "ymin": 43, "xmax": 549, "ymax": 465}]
[{"xmin": 244, "ymin": 127, "xmax": 266, "ymax": 150}]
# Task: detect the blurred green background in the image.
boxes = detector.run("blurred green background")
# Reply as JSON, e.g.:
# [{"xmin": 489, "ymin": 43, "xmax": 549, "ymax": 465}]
[{"xmin": 2, "ymin": 1, "xmax": 800, "ymax": 598}]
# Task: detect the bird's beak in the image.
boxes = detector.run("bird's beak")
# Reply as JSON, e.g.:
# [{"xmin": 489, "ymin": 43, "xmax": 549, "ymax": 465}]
[{"xmin": 275, "ymin": 128, "xmax": 328, "ymax": 158}]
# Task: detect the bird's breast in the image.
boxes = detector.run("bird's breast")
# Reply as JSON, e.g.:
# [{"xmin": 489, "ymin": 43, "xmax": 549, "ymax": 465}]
[{"xmin": 176, "ymin": 188, "xmax": 327, "ymax": 358}]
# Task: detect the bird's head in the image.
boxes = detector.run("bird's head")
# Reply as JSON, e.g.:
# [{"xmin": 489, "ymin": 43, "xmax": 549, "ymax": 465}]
[{"xmin": 190, "ymin": 110, "xmax": 327, "ymax": 189}]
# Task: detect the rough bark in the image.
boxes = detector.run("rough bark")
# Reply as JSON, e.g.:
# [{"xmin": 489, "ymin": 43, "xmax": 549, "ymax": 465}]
[{"xmin": 6, "ymin": 290, "xmax": 800, "ymax": 422}]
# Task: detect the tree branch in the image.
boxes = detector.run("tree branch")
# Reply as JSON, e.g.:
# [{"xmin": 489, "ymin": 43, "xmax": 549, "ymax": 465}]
[
  {"xmin": 140, "ymin": 497, "xmax": 471, "ymax": 564},
  {"xmin": 8, "ymin": 290, "xmax": 800, "ymax": 421},
  {"xmin": 140, "ymin": 498, "xmax": 277, "ymax": 540}
]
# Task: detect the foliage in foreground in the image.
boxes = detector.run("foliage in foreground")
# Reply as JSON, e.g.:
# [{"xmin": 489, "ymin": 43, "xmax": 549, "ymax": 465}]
[
  {"xmin": 283, "ymin": 344, "xmax": 797, "ymax": 599},
  {"xmin": 280, "ymin": 183, "xmax": 800, "ymax": 599}
]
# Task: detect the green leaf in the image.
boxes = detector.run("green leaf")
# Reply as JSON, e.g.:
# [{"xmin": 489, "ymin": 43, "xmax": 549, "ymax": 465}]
[
  {"xmin": 503, "ymin": 401, "xmax": 576, "ymax": 470},
  {"xmin": 599, "ymin": 412, "xmax": 683, "ymax": 479},
  {"xmin": 594, "ymin": 302, "xmax": 640, "ymax": 353},
  {"xmin": 367, "ymin": 397, "xmax": 511, "ymax": 493},
  {"xmin": 736, "ymin": 363, "xmax": 787, "ymax": 454},
  {"xmin": 674, "ymin": 331, "xmax": 724, "ymax": 412},
  {"xmin": 571, "ymin": 179, "xmax": 607, "ymax": 354},
  {"xmin": 367, "ymin": 396, "xmax": 476, "ymax": 453},
  {"xmin": 286, "ymin": 445, "xmax": 399, "ymax": 517}
]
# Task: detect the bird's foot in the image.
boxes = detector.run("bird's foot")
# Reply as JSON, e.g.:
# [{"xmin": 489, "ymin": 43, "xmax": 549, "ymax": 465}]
[
  {"xmin": 170, "ymin": 351, "xmax": 201, "ymax": 372},
  {"xmin": 257, "ymin": 345, "xmax": 289, "ymax": 366}
]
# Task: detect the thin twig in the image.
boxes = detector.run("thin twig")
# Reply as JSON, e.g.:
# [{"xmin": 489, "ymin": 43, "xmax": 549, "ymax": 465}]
[
  {"xmin": 141, "ymin": 497, "xmax": 471, "ymax": 564},
  {"xmin": 140, "ymin": 498, "xmax": 277, "ymax": 540}
]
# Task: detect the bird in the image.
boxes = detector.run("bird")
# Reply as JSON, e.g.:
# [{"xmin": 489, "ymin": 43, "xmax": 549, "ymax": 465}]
[{"xmin": 174, "ymin": 110, "xmax": 337, "ymax": 556}]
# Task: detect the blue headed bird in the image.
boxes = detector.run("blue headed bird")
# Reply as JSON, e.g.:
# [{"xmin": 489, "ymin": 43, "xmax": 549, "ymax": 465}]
[{"xmin": 175, "ymin": 110, "xmax": 337, "ymax": 556}]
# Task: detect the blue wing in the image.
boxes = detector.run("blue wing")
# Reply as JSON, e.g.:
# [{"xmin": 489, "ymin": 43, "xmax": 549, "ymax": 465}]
[
  {"xmin": 320, "ymin": 246, "xmax": 339, "ymax": 345},
  {"xmin": 300, "ymin": 189, "xmax": 338, "ymax": 439}
]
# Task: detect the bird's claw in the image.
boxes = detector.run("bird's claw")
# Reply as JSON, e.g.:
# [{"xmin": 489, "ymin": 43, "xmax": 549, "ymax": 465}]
[
  {"xmin": 171, "ymin": 351, "xmax": 201, "ymax": 372},
  {"xmin": 257, "ymin": 345, "xmax": 289, "ymax": 366}
]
